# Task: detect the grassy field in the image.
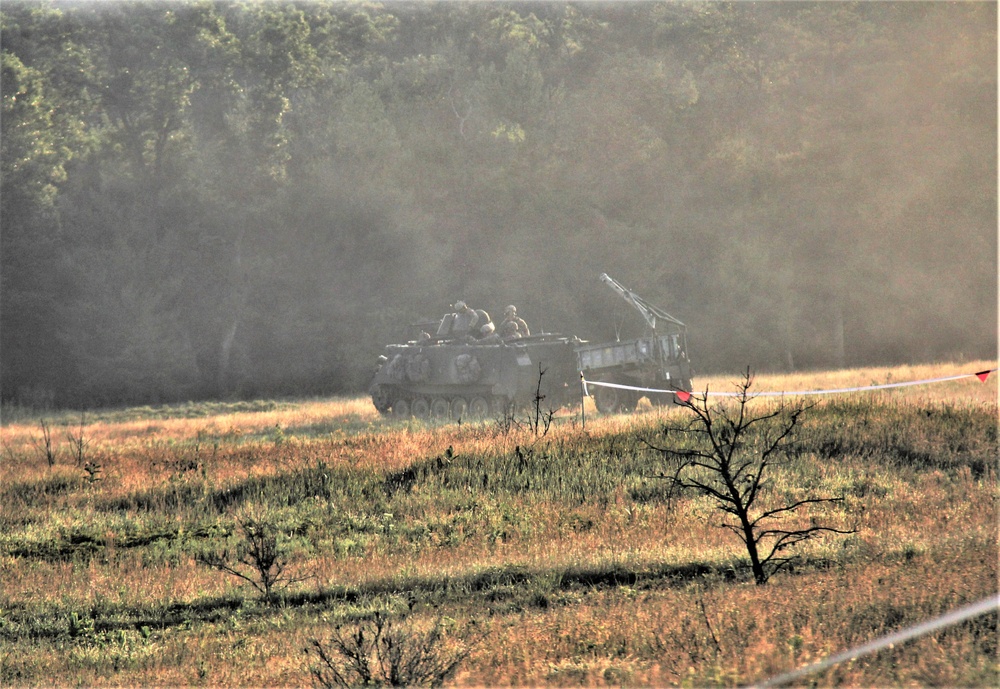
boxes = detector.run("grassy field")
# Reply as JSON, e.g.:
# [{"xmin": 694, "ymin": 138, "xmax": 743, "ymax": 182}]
[{"xmin": 1, "ymin": 361, "xmax": 997, "ymax": 687}]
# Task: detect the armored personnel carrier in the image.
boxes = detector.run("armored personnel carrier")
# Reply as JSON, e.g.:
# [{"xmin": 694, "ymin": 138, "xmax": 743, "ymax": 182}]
[
  {"xmin": 369, "ymin": 332, "xmax": 583, "ymax": 419},
  {"xmin": 368, "ymin": 274, "xmax": 693, "ymax": 419}
]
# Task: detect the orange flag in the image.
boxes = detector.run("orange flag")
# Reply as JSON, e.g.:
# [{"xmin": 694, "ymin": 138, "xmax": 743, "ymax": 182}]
[{"xmin": 676, "ymin": 390, "xmax": 692, "ymax": 403}]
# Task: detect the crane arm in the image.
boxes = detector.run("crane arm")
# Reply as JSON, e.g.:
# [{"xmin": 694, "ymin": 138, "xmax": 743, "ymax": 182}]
[{"xmin": 599, "ymin": 273, "xmax": 686, "ymax": 330}]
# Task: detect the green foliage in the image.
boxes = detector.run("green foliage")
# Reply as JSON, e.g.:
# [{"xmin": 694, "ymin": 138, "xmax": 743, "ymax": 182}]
[
  {"xmin": 1, "ymin": 2, "xmax": 995, "ymax": 405},
  {"xmin": 67, "ymin": 610, "xmax": 95, "ymax": 639},
  {"xmin": 798, "ymin": 399, "xmax": 998, "ymax": 477},
  {"xmin": 1, "ymin": 51, "xmax": 65, "ymax": 212}
]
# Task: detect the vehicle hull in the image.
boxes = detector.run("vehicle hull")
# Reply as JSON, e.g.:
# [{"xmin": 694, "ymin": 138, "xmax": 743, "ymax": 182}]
[{"xmin": 369, "ymin": 335, "xmax": 582, "ymax": 419}]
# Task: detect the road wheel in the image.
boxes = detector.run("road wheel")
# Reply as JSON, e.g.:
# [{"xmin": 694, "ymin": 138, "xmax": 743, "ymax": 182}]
[
  {"xmin": 451, "ymin": 397, "xmax": 468, "ymax": 420},
  {"xmin": 430, "ymin": 397, "xmax": 450, "ymax": 418},
  {"xmin": 391, "ymin": 399, "xmax": 410, "ymax": 418},
  {"xmin": 410, "ymin": 398, "xmax": 430, "ymax": 417},
  {"xmin": 469, "ymin": 397, "xmax": 490, "ymax": 418}
]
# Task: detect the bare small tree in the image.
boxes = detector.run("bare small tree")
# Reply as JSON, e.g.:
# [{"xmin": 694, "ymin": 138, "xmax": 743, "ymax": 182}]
[
  {"xmin": 32, "ymin": 418, "xmax": 58, "ymax": 467},
  {"xmin": 649, "ymin": 368, "xmax": 855, "ymax": 585},
  {"xmin": 197, "ymin": 514, "xmax": 308, "ymax": 603},
  {"xmin": 65, "ymin": 411, "xmax": 89, "ymax": 466},
  {"xmin": 306, "ymin": 612, "xmax": 487, "ymax": 688},
  {"xmin": 527, "ymin": 363, "xmax": 555, "ymax": 437},
  {"xmin": 493, "ymin": 364, "xmax": 555, "ymax": 438}
]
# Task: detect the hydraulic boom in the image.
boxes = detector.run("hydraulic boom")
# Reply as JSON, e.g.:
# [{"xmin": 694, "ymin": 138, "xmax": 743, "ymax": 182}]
[{"xmin": 599, "ymin": 273, "xmax": 686, "ymax": 331}]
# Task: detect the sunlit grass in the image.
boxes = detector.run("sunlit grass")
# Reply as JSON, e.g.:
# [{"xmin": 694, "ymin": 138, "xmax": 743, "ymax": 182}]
[
  {"xmin": 693, "ymin": 359, "xmax": 997, "ymax": 406},
  {"xmin": 1, "ymin": 360, "xmax": 996, "ymax": 687}
]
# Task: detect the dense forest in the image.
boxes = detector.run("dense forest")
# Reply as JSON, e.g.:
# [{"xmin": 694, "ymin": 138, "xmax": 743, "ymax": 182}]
[{"xmin": 2, "ymin": 0, "xmax": 995, "ymax": 407}]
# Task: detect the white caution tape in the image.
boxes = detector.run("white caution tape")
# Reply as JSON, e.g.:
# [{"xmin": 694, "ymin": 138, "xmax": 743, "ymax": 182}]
[
  {"xmin": 747, "ymin": 593, "xmax": 1000, "ymax": 688},
  {"xmin": 582, "ymin": 369, "xmax": 996, "ymax": 399}
]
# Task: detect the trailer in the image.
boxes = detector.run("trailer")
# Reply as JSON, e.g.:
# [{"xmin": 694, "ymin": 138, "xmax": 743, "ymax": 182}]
[{"xmin": 575, "ymin": 274, "xmax": 693, "ymax": 413}]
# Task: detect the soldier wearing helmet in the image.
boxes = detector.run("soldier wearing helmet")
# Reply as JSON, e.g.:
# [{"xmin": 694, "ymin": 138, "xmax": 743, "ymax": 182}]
[
  {"xmin": 500, "ymin": 305, "xmax": 530, "ymax": 338},
  {"xmin": 450, "ymin": 300, "xmax": 479, "ymax": 338},
  {"xmin": 475, "ymin": 309, "xmax": 495, "ymax": 338},
  {"xmin": 498, "ymin": 319, "xmax": 520, "ymax": 340}
]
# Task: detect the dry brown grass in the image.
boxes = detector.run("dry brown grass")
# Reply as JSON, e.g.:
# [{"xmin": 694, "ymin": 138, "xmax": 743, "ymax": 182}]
[
  {"xmin": 1, "ymin": 360, "xmax": 996, "ymax": 687},
  {"xmin": 691, "ymin": 359, "xmax": 998, "ymax": 405}
]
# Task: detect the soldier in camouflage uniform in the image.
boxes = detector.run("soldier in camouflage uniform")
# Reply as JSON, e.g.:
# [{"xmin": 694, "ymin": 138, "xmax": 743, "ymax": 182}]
[
  {"xmin": 498, "ymin": 319, "xmax": 520, "ymax": 340},
  {"xmin": 475, "ymin": 309, "xmax": 495, "ymax": 338},
  {"xmin": 450, "ymin": 301, "xmax": 480, "ymax": 337},
  {"xmin": 500, "ymin": 305, "xmax": 529, "ymax": 337}
]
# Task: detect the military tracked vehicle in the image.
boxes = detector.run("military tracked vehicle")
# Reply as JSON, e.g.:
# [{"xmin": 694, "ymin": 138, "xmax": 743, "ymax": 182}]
[
  {"xmin": 368, "ymin": 274, "xmax": 693, "ymax": 419},
  {"xmin": 369, "ymin": 333, "xmax": 583, "ymax": 419}
]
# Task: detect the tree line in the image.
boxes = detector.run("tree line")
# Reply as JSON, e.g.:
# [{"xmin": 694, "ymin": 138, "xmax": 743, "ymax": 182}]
[{"xmin": 2, "ymin": 0, "xmax": 995, "ymax": 407}]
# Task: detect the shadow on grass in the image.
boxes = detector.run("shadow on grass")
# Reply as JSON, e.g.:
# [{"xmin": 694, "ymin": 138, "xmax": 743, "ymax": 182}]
[{"xmin": 3, "ymin": 559, "xmax": 753, "ymax": 644}]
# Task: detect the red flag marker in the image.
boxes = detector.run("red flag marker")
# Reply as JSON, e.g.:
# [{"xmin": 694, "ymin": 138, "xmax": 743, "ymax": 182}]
[
  {"xmin": 975, "ymin": 370, "xmax": 991, "ymax": 382},
  {"xmin": 676, "ymin": 390, "xmax": 692, "ymax": 403}
]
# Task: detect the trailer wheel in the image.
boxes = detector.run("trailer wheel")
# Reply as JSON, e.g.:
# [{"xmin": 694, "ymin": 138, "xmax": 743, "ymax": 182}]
[
  {"xmin": 649, "ymin": 391, "xmax": 673, "ymax": 407},
  {"xmin": 594, "ymin": 384, "xmax": 636, "ymax": 414}
]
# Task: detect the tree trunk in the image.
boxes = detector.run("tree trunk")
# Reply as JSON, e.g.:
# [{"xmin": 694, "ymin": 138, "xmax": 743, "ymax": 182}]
[
  {"xmin": 831, "ymin": 297, "xmax": 845, "ymax": 368},
  {"xmin": 217, "ymin": 314, "xmax": 241, "ymax": 394}
]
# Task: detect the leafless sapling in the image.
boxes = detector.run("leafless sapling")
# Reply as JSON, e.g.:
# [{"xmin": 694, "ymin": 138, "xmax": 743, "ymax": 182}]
[
  {"xmin": 65, "ymin": 411, "xmax": 90, "ymax": 466},
  {"xmin": 648, "ymin": 368, "xmax": 855, "ymax": 585},
  {"xmin": 197, "ymin": 514, "xmax": 308, "ymax": 603},
  {"xmin": 33, "ymin": 418, "xmax": 58, "ymax": 467},
  {"xmin": 306, "ymin": 611, "xmax": 488, "ymax": 688},
  {"xmin": 528, "ymin": 363, "xmax": 555, "ymax": 437},
  {"xmin": 492, "ymin": 363, "xmax": 555, "ymax": 438}
]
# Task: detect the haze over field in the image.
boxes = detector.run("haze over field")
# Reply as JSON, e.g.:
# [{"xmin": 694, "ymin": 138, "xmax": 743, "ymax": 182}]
[{"xmin": 2, "ymin": 1, "xmax": 995, "ymax": 406}]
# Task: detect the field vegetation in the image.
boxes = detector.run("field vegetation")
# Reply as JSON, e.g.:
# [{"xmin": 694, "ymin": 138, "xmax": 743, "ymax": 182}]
[{"xmin": 1, "ymin": 361, "xmax": 996, "ymax": 686}]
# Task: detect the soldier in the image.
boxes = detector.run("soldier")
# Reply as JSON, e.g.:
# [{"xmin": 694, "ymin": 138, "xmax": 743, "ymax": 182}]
[
  {"xmin": 450, "ymin": 300, "xmax": 479, "ymax": 337},
  {"xmin": 498, "ymin": 319, "xmax": 522, "ymax": 340},
  {"xmin": 475, "ymin": 309, "xmax": 495, "ymax": 338},
  {"xmin": 501, "ymin": 305, "xmax": 530, "ymax": 337}
]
